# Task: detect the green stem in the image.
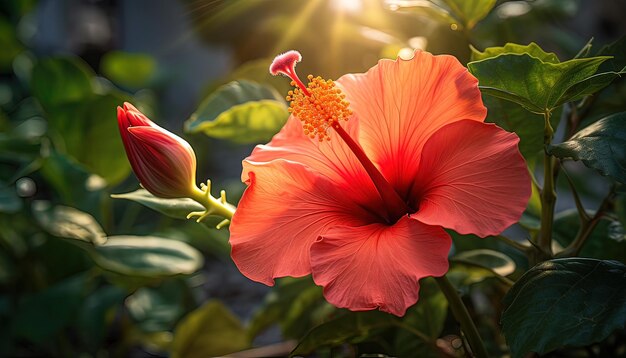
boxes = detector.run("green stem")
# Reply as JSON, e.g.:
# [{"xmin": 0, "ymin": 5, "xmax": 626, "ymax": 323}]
[
  {"xmin": 494, "ymin": 234, "xmax": 530, "ymax": 253},
  {"xmin": 561, "ymin": 165, "xmax": 590, "ymax": 222},
  {"xmin": 538, "ymin": 110, "xmax": 556, "ymax": 259},
  {"xmin": 435, "ymin": 275, "xmax": 489, "ymax": 358},
  {"xmin": 557, "ymin": 188, "xmax": 614, "ymax": 257}
]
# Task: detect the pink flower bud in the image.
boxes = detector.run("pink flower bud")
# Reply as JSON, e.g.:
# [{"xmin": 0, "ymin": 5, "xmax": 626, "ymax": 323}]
[{"xmin": 117, "ymin": 102, "xmax": 198, "ymax": 198}]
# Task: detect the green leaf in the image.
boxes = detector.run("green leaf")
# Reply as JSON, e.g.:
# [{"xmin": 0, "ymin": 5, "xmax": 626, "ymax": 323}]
[
  {"xmin": 0, "ymin": 16, "xmax": 23, "ymax": 72},
  {"xmin": 12, "ymin": 274, "xmax": 91, "ymax": 344},
  {"xmin": 248, "ymin": 277, "xmax": 320, "ymax": 340},
  {"xmin": 502, "ymin": 258, "xmax": 626, "ymax": 358},
  {"xmin": 383, "ymin": 1, "xmax": 457, "ymax": 27},
  {"xmin": 171, "ymin": 301, "xmax": 249, "ymax": 358},
  {"xmin": 470, "ymin": 42, "xmax": 560, "ymax": 63},
  {"xmin": 441, "ymin": 0, "xmax": 496, "ymax": 29},
  {"xmin": 45, "ymin": 93, "xmax": 132, "ymax": 185},
  {"xmin": 454, "ymin": 249, "xmax": 516, "ymax": 276},
  {"xmin": 111, "ymin": 188, "xmax": 205, "ymax": 219},
  {"xmin": 394, "ymin": 279, "xmax": 447, "ymax": 358},
  {"xmin": 292, "ymin": 311, "xmax": 395, "ymax": 355},
  {"xmin": 126, "ymin": 279, "xmax": 187, "ymax": 332},
  {"xmin": 185, "ymin": 80, "xmax": 288, "ymax": 144},
  {"xmin": 553, "ymin": 209, "xmax": 626, "ymax": 263},
  {"xmin": 77, "ymin": 285, "xmax": 126, "ymax": 350},
  {"xmin": 468, "ymin": 54, "xmax": 611, "ymax": 113},
  {"xmin": 90, "ymin": 236, "xmax": 203, "ymax": 278},
  {"xmin": 31, "ymin": 56, "xmax": 94, "ymax": 109},
  {"xmin": 483, "ymin": 95, "xmax": 560, "ymax": 158},
  {"xmin": 549, "ymin": 112, "xmax": 626, "ymax": 183},
  {"xmin": 447, "ymin": 261, "xmax": 503, "ymax": 291},
  {"xmin": 0, "ymin": 185, "xmax": 21, "ymax": 213},
  {"xmin": 39, "ymin": 153, "xmax": 105, "ymax": 213},
  {"xmin": 101, "ymin": 51, "xmax": 157, "ymax": 88},
  {"xmin": 596, "ymin": 36, "xmax": 626, "ymax": 73},
  {"xmin": 32, "ymin": 202, "xmax": 107, "ymax": 245}
]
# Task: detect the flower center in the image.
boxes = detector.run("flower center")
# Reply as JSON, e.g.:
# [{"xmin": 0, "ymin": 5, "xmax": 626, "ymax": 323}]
[
  {"xmin": 286, "ymin": 75, "xmax": 352, "ymax": 142},
  {"xmin": 270, "ymin": 50, "xmax": 411, "ymax": 223}
]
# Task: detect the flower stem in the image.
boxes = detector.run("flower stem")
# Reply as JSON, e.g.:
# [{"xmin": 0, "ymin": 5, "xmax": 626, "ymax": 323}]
[
  {"xmin": 188, "ymin": 181, "xmax": 235, "ymax": 225},
  {"xmin": 435, "ymin": 275, "xmax": 489, "ymax": 358},
  {"xmin": 538, "ymin": 110, "xmax": 556, "ymax": 259}
]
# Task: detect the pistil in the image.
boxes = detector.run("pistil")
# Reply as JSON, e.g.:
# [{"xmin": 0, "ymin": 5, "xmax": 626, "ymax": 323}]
[{"xmin": 270, "ymin": 50, "xmax": 411, "ymax": 222}]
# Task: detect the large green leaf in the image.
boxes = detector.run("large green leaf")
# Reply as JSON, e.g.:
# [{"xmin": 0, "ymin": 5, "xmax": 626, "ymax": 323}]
[
  {"xmin": 468, "ymin": 54, "xmax": 612, "ymax": 113},
  {"xmin": 470, "ymin": 42, "xmax": 560, "ymax": 63},
  {"xmin": 291, "ymin": 311, "xmax": 396, "ymax": 355},
  {"xmin": 111, "ymin": 188, "xmax": 205, "ymax": 219},
  {"xmin": 394, "ymin": 279, "xmax": 447, "ymax": 358},
  {"xmin": 441, "ymin": 0, "xmax": 497, "ymax": 29},
  {"xmin": 126, "ymin": 279, "xmax": 187, "ymax": 332},
  {"xmin": 31, "ymin": 56, "xmax": 94, "ymax": 109},
  {"xmin": 185, "ymin": 80, "xmax": 288, "ymax": 144},
  {"xmin": 502, "ymin": 258, "xmax": 626, "ymax": 358},
  {"xmin": 77, "ymin": 285, "xmax": 126, "ymax": 350},
  {"xmin": 32, "ymin": 202, "xmax": 107, "ymax": 245},
  {"xmin": 46, "ymin": 93, "xmax": 132, "ymax": 185},
  {"xmin": 248, "ymin": 277, "xmax": 322, "ymax": 340},
  {"xmin": 171, "ymin": 301, "xmax": 249, "ymax": 358},
  {"xmin": 90, "ymin": 236, "xmax": 203, "ymax": 278},
  {"xmin": 549, "ymin": 112, "xmax": 626, "ymax": 184},
  {"xmin": 12, "ymin": 274, "xmax": 91, "ymax": 344},
  {"xmin": 484, "ymin": 95, "xmax": 560, "ymax": 158},
  {"xmin": 101, "ymin": 51, "xmax": 157, "ymax": 89},
  {"xmin": 39, "ymin": 153, "xmax": 104, "ymax": 213}
]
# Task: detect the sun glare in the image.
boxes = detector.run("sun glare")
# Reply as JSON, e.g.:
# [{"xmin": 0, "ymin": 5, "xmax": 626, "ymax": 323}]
[{"xmin": 332, "ymin": 0, "xmax": 363, "ymax": 13}]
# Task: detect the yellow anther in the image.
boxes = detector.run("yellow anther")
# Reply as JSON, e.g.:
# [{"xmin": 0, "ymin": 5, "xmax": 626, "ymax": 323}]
[{"xmin": 285, "ymin": 75, "xmax": 352, "ymax": 141}]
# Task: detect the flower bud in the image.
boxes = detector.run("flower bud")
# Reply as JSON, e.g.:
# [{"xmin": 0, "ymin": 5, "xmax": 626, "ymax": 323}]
[{"xmin": 117, "ymin": 102, "xmax": 198, "ymax": 198}]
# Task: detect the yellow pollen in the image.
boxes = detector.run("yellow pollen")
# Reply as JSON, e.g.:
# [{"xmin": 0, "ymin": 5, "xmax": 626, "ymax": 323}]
[{"xmin": 288, "ymin": 75, "xmax": 353, "ymax": 141}]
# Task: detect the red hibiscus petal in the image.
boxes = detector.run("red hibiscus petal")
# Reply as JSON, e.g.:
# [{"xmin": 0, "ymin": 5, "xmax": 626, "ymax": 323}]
[
  {"xmin": 337, "ymin": 50, "xmax": 487, "ymax": 200},
  {"xmin": 230, "ymin": 159, "xmax": 374, "ymax": 286},
  {"xmin": 310, "ymin": 216, "xmax": 451, "ymax": 316},
  {"xmin": 411, "ymin": 120, "xmax": 531, "ymax": 237},
  {"xmin": 245, "ymin": 116, "xmax": 384, "ymax": 214}
]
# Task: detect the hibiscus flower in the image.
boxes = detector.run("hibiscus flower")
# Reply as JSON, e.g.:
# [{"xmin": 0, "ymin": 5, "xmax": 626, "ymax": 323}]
[{"xmin": 229, "ymin": 50, "xmax": 530, "ymax": 316}]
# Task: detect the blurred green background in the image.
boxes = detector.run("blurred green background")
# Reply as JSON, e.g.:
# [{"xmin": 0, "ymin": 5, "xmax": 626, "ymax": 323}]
[{"xmin": 0, "ymin": 0, "xmax": 624, "ymax": 356}]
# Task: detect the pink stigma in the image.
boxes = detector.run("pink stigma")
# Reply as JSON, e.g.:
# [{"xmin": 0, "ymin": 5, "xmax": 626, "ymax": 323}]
[
  {"xmin": 269, "ymin": 50, "xmax": 310, "ymax": 96},
  {"xmin": 269, "ymin": 50, "xmax": 302, "ymax": 76}
]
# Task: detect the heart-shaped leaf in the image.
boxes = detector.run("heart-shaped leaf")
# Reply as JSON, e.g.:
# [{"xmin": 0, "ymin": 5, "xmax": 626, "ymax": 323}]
[
  {"xmin": 502, "ymin": 258, "xmax": 626, "ymax": 358},
  {"xmin": 468, "ymin": 53, "xmax": 613, "ymax": 113},
  {"xmin": 549, "ymin": 112, "xmax": 626, "ymax": 183}
]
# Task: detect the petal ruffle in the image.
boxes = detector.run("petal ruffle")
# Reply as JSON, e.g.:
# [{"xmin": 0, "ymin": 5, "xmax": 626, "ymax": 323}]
[
  {"xmin": 411, "ymin": 120, "xmax": 531, "ymax": 237},
  {"xmin": 337, "ymin": 51, "xmax": 487, "ymax": 199},
  {"xmin": 230, "ymin": 159, "xmax": 374, "ymax": 286},
  {"xmin": 310, "ymin": 216, "xmax": 451, "ymax": 316}
]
